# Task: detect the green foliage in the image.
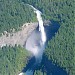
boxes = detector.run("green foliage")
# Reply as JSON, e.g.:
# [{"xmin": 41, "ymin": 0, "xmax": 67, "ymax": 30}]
[
  {"xmin": 21, "ymin": 0, "xmax": 74, "ymax": 22},
  {"xmin": 34, "ymin": 70, "xmax": 46, "ymax": 75},
  {"xmin": 0, "ymin": 0, "xmax": 37, "ymax": 33},
  {"xmin": 0, "ymin": 45, "xmax": 30, "ymax": 75}
]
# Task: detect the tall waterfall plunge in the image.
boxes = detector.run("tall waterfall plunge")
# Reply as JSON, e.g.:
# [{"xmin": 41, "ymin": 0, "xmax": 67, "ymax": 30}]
[
  {"xmin": 26, "ymin": 5, "xmax": 46, "ymax": 56},
  {"xmin": 19, "ymin": 5, "xmax": 46, "ymax": 75},
  {"xmin": 29, "ymin": 5, "xmax": 46, "ymax": 43}
]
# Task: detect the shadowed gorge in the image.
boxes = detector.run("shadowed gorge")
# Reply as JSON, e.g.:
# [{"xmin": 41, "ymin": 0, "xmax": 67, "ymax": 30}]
[{"xmin": 21, "ymin": 20, "xmax": 68, "ymax": 75}]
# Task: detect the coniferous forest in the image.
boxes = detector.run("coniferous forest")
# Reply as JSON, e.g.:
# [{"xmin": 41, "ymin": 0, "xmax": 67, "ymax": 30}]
[
  {"xmin": 0, "ymin": 0, "xmax": 74, "ymax": 75},
  {"xmin": 0, "ymin": 0, "xmax": 37, "ymax": 34},
  {"xmin": 0, "ymin": 45, "xmax": 29, "ymax": 75}
]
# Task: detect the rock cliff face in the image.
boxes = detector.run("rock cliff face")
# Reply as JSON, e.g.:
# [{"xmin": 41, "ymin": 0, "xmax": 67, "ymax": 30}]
[
  {"xmin": 0, "ymin": 21, "xmax": 50, "ymax": 48},
  {"xmin": 0, "ymin": 22, "xmax": 38, "ymax": 47}
]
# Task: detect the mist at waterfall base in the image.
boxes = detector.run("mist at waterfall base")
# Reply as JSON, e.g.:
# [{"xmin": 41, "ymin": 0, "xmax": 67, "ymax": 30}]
[
  {"xmin": 25, "ymin": 27, "xmax": 46, "ymax": 75},
  {"xmin": 26, "ymin": 28, "xmax": 45, "ymax": 63}
]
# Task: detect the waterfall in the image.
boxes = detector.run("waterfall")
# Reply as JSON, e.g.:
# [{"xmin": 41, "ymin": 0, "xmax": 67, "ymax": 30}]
[
  {"xmin": 34, "ymin": 7, "xmax": 46, "ymax": 44},
  {"xmin": 27, "ymin": 4, "xmax": 46, "ymax": 55},
  {"xmin": 29, "ymin": 5, "xmax": 46, "ymax": 44},
  {"xmin": 19, "ymin": 5, "xmax": 46, "ymax": 75}
]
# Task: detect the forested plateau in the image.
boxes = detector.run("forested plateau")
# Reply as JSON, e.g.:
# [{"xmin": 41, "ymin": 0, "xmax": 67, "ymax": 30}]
[{"xmin": 0, "ymin": 0, "xmax": 74, "ymax": 75}]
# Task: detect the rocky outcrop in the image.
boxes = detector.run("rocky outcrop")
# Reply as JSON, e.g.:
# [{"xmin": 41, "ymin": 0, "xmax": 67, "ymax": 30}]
[
  {"xmin": 0, "ymin": 22, "xmax": 38, "ymax": 47},
  {"xmin": 0, "ymin": 21, "xmax": 50, "ymax": 48}
]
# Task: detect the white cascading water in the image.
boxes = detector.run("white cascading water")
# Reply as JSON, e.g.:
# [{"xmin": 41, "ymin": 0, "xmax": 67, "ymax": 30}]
[
  {"xmin": 30, "ymin": 5, "xmax": 46, "ymax": 43},
  {"xmin": 27, "ymin": 4, "xmax": 46, "ymax": 55},
  {"xmin": 33, "ymin": 7, "xmax": 46, "ymax": 44},
  {"xmin": 19, "ymin": 5, "xmax": 46, "ymax": 75}
]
